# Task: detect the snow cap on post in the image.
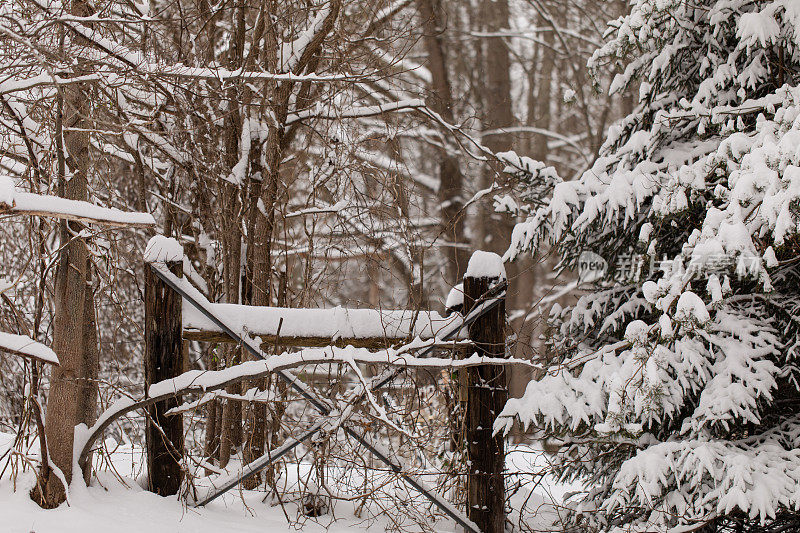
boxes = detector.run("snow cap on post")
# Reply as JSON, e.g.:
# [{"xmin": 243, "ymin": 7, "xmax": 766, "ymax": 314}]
[
  {"xmin": 144, "ymin": 235, "xmax": 184, "ymax": 263},
  {"xmin": 465, "ymin": 250, "xmax": 506, "ymax": 280}
]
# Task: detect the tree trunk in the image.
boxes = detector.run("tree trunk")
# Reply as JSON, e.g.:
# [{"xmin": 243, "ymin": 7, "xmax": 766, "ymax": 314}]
[
  {"xmin": 216, "ymin": 174, "xmax": 243, "ymax": 469},
  {"xmin": 477, "ymin": 0, "xmax": 515, "ymax": 251},
  {"xmin": 217, "ymin": 1, "xmax": 247, "ymax": 466},
  {"xmin": 203, "ymin": 346, "xmax": 220, "ymax": 469},
  {"xmin": 417, "ymin": 0, "xmax": 468, "ymax": 285},
  {"xmin": 35, "ymin": 0, "xmax": 99, "ymax": 507}
]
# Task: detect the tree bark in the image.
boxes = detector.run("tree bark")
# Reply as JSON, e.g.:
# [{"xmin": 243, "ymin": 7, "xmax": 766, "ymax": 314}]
[
  {"xmin": 35, "ymin": 0, "xmax": 99, "ymax": 507},
  {"xmin": 417, "ymin": 0, "xmax": 468, "ymax": 285},
  {"xmin": 216, "ymin": 0, "xmax": 247, "ymax": 467}
]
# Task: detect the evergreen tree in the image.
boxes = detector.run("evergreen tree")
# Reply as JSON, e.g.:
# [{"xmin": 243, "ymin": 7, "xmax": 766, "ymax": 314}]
[{"xmin": 497, "ymin": 1, "xmax": 800, "ymax": 531}]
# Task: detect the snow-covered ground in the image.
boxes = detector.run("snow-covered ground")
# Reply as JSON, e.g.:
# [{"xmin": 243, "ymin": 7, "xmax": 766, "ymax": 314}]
[{"xmin": 0, "ymin": 433, "xmax": 575, "ymax": 532}]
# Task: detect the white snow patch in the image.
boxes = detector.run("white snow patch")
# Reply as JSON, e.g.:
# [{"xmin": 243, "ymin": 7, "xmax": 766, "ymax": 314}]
[
  {"xmin": 144, "ymin": 236, "xmax": 184, "ymax": 263},
  {"xmin": 183, "ymin": 302, "xmax": 461, "ymax": 341},
  {"xmin": 675, "ymin": 291, "xmax": 710, "ymax": 323},
  {"xmin": 0, "ymin": 175, "xmax": 14, "ymax": 205},
  {"xmin": 0, "ymin": 179, "xmax": 156, "ymax": 226},
  {"xmin": 465, "ymin": 250, "xmax": 506, "ymax": 280},
  {"xmin": 763, "ymin": 246, "xmax": 778, "ymax": 267},
  {"xmin": 737, "ymin": 10, "xmax": 781, "ymax": 47},
  {"xmin": 0, "ymin": 331, "xmax": 58, "ymax": 364},
  {"xmin": 446, "ymin": 283, "xmax": 464, "ymax": 310},
  {"xmin": 624, "ymin": 320, "xmax": 649, "ymax": 345},
  {"xmin": 642, "ymin": 280, "xmax": 660, "ymax": 304}
]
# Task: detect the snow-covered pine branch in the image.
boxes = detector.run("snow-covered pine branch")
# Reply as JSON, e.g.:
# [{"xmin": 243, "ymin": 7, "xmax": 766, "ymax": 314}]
[{"xmin": 499, "ymin": 1, "xmax": 800, "ymax": 531}]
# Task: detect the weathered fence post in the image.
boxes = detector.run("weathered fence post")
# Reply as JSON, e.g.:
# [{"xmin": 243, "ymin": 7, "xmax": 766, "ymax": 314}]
[
  {"xmin": 463, "ymin": 251, "xmax": 507, "ymax": 533},
  {"xmin": 144, "ymin": 237, "xmax": 184, "ymax": 495}
]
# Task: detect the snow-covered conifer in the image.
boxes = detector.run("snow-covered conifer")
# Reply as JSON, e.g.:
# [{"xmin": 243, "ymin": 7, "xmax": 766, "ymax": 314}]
[{"xmin": 498, "ymin": 1, "xmax": 800, "ymax": 531}]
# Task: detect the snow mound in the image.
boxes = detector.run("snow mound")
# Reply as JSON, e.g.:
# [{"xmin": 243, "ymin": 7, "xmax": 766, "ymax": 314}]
[
  {"xmin": 0, "ymin": 175, "xmax": 15, "ymax": 206},
  {"xmin": 675, "ymin": 291, "xmax": 710, "ymax": 323},
  {"xmin": 445, "ymin": 283, "xmax": 464, "ymax": 310},
  {"xmin": 465, "ymin": 250, "xmax": 506, "ymax": 280},
  {"xmin": 144, "ymin": 236, "xmax": 184, "ymax": 263}
]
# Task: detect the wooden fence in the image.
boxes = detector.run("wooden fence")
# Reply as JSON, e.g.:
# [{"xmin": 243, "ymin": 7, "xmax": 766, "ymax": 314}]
[{"xmin": 143, "ymin": 251, "xmax": 510, "ymax": 533}]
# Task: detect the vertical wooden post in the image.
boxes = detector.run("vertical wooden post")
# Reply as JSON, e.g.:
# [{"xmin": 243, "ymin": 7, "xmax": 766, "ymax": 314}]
[
  {"xmin": 463, "ymin": 251, "xmax": 507, "ymax": 533},
  {"xmin": 144, "ymin": 259, "xmax": 184, "ymax": 495}
]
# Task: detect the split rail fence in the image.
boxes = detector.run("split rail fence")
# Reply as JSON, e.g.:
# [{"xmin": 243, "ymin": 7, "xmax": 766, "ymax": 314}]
[{"xmin": 136, "ymin": 250, "xmax": 512, "ymax": 533}]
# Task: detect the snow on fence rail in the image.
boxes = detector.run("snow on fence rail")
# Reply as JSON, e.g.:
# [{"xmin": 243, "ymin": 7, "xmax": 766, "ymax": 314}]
[
  {"xmin": 0, "ymin": 175, "xmax": 155, "ymax": 228},
  {"xmin": 182, "ymin": 303, "xmax": 465, "ymax": 348}
]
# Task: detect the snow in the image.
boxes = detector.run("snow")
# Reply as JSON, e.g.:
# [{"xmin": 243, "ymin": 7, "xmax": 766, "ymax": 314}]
[
  {"xmin": 763, "ymin": 246, "xmax": 778, "ymax": 267},
  {"xmin": 737, "ymin": 10, "xmax": 781, "ymax": 47},
  {"xmin": 0, "ymin": 436, "xmax": 565, "ymax": 533},
  {"xmin": 0, "ymin": 175, "xmax": 155, "ymax": 227},
  {"xmin": 609, "ymin": 439, "xmax": 800, "ymax": 527},
  {"xmin": 445, "ymin": 283, "xmax": 464, "ymax": 310},
  {"xmin": 0, "ymin": 331, "xmax": 59, "ymax": 365},
  {"xmin": 279, "ymin": 5, "xmax": 331, "ymax": 72},
  {"xmin": 465, "ymin": 250, "xmax": 506, "ymax": 280},
  {"xmin": 140, "ymin": 345, "xmax": 529, "ymax": 402},
  {"xmin": 144, "ymin": 236, "xmax": 184, "ymax": 263},
  {"xmin": 183, "ymin": 302, "xmax": 463, "ymax": 342},
  {"xmin": 0, "ymin": 175, "xmax": 14, "ymax": 205},
  {"xmin": 11, "ymin": 192, "xmax": 158, "ymax": 227},
  {"xmin": 675, "ymin": 291, "xmax": 710, "ymax": 323},
  {"xmin": 642, "ymin": 280, "xmax": 660, "ymax": 304},
  {"xmin": 286, "ymin": 99, "xmax": 425, "ymax": 126},
  {"xmin": 1, "ymin": 469, "xmax": 391, "ymax": 533},
  {"xmin": 624, "ymin": 320, "xmax": 649, "ymax": 345}
]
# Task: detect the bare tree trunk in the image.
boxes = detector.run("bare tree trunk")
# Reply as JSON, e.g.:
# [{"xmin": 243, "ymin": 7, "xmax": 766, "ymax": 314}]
[
  {"xmin": 36, "ymin": 0, "xmax": 99, "ymax": 506},
  {"xmin": 241, "ymin": 139, "xmax": 267, "ymax": 489},
  {"xmin": 507, "ymin": 6, "xmax": 558, "ymax": 407},
  {"xmin": 217, "ymin": 182, "xmax": 242, "ymax": 468},
  {"xmin": 216, "ymin": 125, "xmax": 243, "ymax": 468},
  {"xmin": 477, "ymin": 0, "xmax": 515, "ymax": 251},
  {"xmin": 217, "ymin": 0, "xmax": 248, "ymax": 468},
  {"xmin": 417, "ymin": 0, "xmax": 468, "ymax": 285},
  {"xmin": 203, "ymin": 346, "xmax": 220, "ymax": 468}
]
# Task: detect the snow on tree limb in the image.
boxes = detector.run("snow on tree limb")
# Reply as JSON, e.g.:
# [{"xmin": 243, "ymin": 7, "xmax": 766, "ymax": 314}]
[
  {"xmin": 285, "ymin": 99, "xmax": 427, "ymax": 125},
  {"xmin": 0, "ymin": 176, "xmax": 155, "ymax": 227},
  {"xmin": 0, "ymin": 331, "xmax": 59, "ymax": 365}
]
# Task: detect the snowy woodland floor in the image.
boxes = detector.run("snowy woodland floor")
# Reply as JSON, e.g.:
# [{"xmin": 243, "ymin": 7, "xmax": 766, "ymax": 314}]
[{"xmin": 0, "ymin": 433, "xmax": 577, "ymax": 532}]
